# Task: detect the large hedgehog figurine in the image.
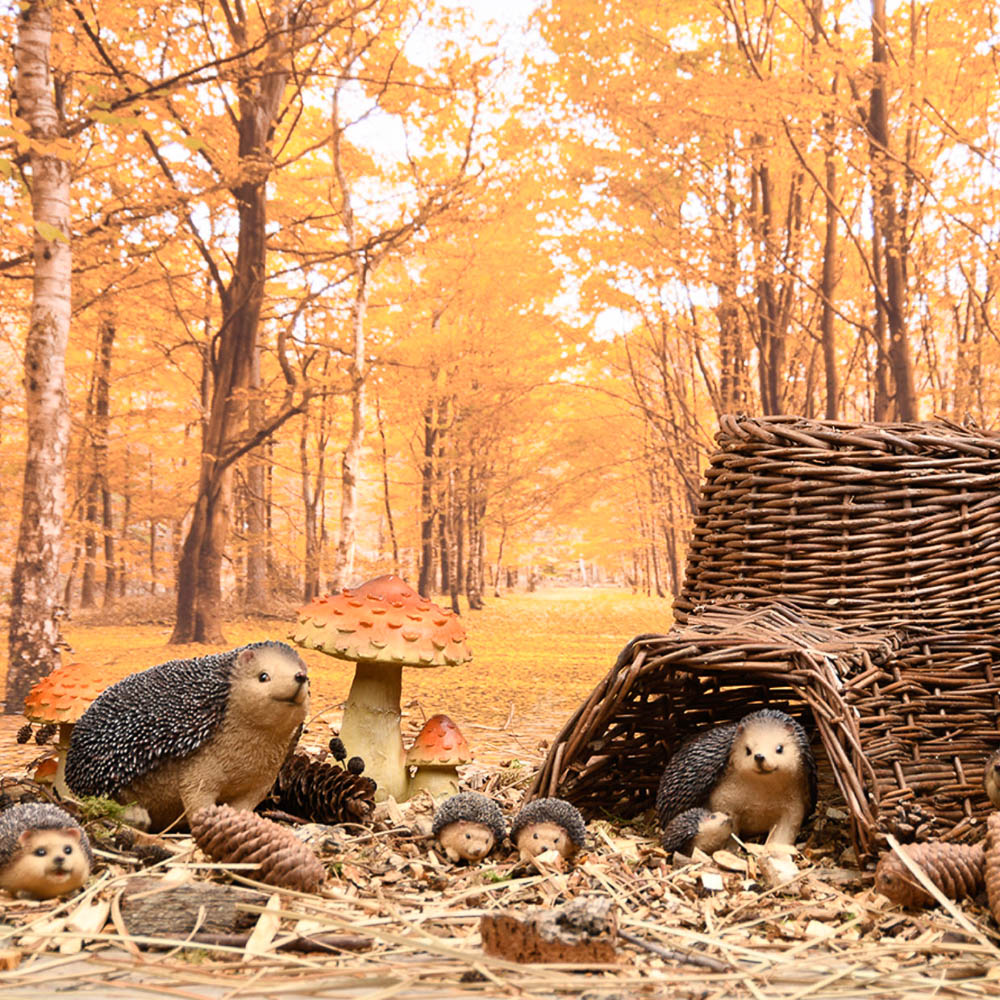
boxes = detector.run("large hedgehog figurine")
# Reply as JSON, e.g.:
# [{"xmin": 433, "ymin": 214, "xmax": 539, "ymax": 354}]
[
  {"xmin": 65, "ymin": 641, "xmax": 309, "ymax": 831},
  {"xmin": 432, "ymin": 792, "xmax": 506, "ymax": 863},
  {"xmin": 656, "ymin": 708, "xmax": 816, "ymax": 850},
  {"xmin": 0, "ymin": 802, "xmax": 93, "ymax": 899},
  {"xmin": 510, "ymin": 797, "xmax": 588, "ymax": 862}
]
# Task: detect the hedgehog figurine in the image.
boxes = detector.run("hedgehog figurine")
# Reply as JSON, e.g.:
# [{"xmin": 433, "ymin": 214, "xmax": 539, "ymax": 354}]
[
  {"xmin": 984, "ymin": 748, "xmax": 1000, "ymax": 808},
  {"xmin": 660, "ymin": 807, "xmax": 734, "ymax": 856},
  {"xmin": 656, "ymin": 708, "xmax": 816, "ymax": 849},
  {"xmin": 0, "ymin": 803, "xmax": 93, "ymax": 899},
  {"xmin": 65, "ymin": 641, "xmax": 309, "ymax": 831},
  {"xmin": 432, "ymin": 792, "xmax": 506, "ymax": 863},
  {"xmin": 510, "ymin": 797, "xmax": 588, "ymax": 862}
]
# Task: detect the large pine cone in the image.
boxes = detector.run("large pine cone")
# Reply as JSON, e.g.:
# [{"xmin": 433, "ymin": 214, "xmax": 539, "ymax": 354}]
[
  {"xmin": 269, "ymin": 753, "xmax": 375, "ymax": 825},
  {"xmin": 875, "ymin": 840, "xmax": 985, "ymax": 908},
  {"xmin": 985, "ymin": 814, "xmax": 1000, "ymax": 924},
  {"xmin": 190, "ymin": 804, "xmax": 326, "ymax": 893}
]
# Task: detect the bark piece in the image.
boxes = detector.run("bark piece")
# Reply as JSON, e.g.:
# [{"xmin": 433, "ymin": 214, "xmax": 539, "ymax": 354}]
[
  {"xmin": 479, "ymin": 896, "xmax": 617, "ymax": 964},
  {"xmin": 874, "ymin": 841, "xmax": 985, "ymax": 908},
  {"xmin": 118, "ymin": 877, "xmax": 269, "ymax": 937}
]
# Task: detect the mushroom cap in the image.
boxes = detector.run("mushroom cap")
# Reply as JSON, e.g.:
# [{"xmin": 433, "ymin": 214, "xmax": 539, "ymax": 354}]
[
  {"xmin": 24, "ymin": 662, "xmax": 112, "ymax": 726},
  {"xmin": 290, "ymin": 574, "xmax": 472, "ymax": 667},
  {"xmin": 407, "ymin": 714, "xmax": 471, "ymax": 767}
]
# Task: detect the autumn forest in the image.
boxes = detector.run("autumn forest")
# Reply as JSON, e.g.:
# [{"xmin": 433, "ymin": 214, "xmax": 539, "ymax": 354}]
[{"xmin": 3, "ymin": 1, "xmax": 1000, "ymax": 708}]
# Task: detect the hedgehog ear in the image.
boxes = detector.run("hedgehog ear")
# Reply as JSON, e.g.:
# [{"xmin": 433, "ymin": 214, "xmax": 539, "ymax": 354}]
[
  {"xmin": 18, "ymin": 830, "xmax": 34, "ymax": 848},
  {"xmin": 237, "ymin": 648, "xmax": 255, "ymax": 667},
  {"xmin": 60, "ymin": 827, "xmax": 82, "ymax": 843}
]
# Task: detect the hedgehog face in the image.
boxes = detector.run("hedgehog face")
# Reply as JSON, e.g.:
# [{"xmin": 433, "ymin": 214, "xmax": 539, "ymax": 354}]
[
  {"xmin": 733, "ymin": 718, "xmax": 795, "ymax": 775},
  {"xmin": 696, "ymin": 811, "xmax": 735, "ymax": 853},
  {"xmin": 14, "ymin": 828, "xmax": 88, "ymax": 899},
  {"xmin": 230, "ymin": 644, "xmax": 309, "ymax": 725},
  {"xmin": 515, "ymin": 821, "xmax": 574, "ymax": 860},
  {"xmin": 436, "ymin": 819, "xmax": 496, "ymax": 863}
]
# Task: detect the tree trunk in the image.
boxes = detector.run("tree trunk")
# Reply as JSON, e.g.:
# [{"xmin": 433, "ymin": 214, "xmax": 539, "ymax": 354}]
[
  {"xmin": 417, "ymin": 399, "xmax": 437, "ymax": 597},
  {"xmin": 171, "ymin": 7, "xmax": 293, "ymax": 643},
  {"xmin": 328, "ymin": 65, "xmax": 370, "ymax": 592},
  {"xmin": 245, "ymin": 344, "xmax": 269, "ymax": 611},
  {"xmin": 869, "ymin": 0, "xmax": 917, "ymax": 420},
  {"xmin": 6, "ymin": 1, "xmax": 73, "ymax": 713},
  {"xmin": 375, "ymin": 389, "xmax": 399, "ymax": 572},
  {"xmin": 821, "ymin": 124, "xmax": 839, "ymax": 419}
]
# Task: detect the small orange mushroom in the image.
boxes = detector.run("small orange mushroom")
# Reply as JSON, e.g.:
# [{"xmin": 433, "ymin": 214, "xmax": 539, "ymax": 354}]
[
  {"xmin": 291, "ymin": 575, "xmax": 472, "ymax": 801},
  {"xmin": 23, "ymin": 662, "xmax": 112, "ymax": 797},
  {"xmin": 406, "ymin": 714, "xmax": 471, "ymax": 799}
]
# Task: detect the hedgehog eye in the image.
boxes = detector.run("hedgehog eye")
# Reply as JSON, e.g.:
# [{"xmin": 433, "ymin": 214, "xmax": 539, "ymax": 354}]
[
  {"xmin": 63, "ymin": 845, "xmax": 74, "ymax": 856},
  {"xmin": 533, "ymin": 832, "xmax": 539, "ymax": 839},
  {"xmin": 258, "ymin": 671, "xmax": 270, "ymax": 683},
  {"xmin": 776, "ymin": 745, "xmax": 784, "ymax": 754},
  {"xmin": 465, "ymin": 832, "xmax": 471, "ymax": 839},
  {"xmin": 34, "ymin": 847, "xmax": 47, "ymax": 857},
  {"xmin": 745, "ymin": 747, "xmax": 751, "ymax": 756}
]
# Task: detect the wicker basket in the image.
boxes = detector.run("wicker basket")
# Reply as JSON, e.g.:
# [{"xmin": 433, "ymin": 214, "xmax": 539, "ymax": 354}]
[{"xmin": 531, "ymin": 416, "xmax": 1000, "ymax": 856}]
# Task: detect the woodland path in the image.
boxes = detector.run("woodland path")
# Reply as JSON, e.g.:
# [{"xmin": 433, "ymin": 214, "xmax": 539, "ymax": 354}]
[{"xmin": 1, "ymin": 587, "xmax": 671, "ymax": 773}]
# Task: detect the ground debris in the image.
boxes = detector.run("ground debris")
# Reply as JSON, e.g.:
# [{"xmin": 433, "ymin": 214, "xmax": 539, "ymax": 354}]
[{"xmin": 480, "ymin": 895, "xmax": 618, "ymax": 964}]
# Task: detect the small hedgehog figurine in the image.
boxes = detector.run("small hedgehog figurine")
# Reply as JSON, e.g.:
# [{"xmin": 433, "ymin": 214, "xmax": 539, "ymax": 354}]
[
  {"xmin": 0, "ymin": 803, "xmax": 93, "ymax": 899},
  {"xmin": 656, "ymin": 708, "xmax": 816, "ymax": 850},
  {"xmin": 65, "ymin": 641, "xmax": 309, "ymax": 831},
  {"xmin": 984, "ymin": 748, "xmax": 1000, "ymax": 808},
  {"xmin": 660, "ymin": 807, "xmax": 734, "ymax": 856},
  {"xmin": 432, "ymin": 792, "xmax": 506, "ymax": 863},
  {"xmin": 510, "ymin": 797, "xmax": 587, "ymax": 862}
]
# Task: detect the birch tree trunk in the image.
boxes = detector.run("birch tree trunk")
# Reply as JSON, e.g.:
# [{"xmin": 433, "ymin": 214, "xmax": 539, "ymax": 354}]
[
  {"xmin": 328, "ymin": 67, "xmax": 369, "ymax": 592},
  {"xmin": 5, "ymin": 0, "xmax": 73, "ymax": 712}
]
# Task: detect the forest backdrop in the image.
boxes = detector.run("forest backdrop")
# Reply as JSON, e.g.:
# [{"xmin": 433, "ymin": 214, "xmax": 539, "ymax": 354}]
[{"xmin": 3, "ymin": 0, "xmax": 1000, "ymax": 708}]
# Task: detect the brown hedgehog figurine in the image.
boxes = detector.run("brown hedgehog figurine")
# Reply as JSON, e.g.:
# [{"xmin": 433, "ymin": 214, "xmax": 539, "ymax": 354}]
[
  {"xmin": 984, "ymin": 748, "xmax": 1000, "ymax": 808},
  {"xmin": 660, "ymin": 807, "xmax": 734, "ymax": 856},
  {"xmin": 510, "ymin": 798, "xmax": 588, "ymax": 862},
  {"xmin": 656, "ymin": 709, "xmax": 816, "ymax": 848},
  {"xmin": 432, "ymin": 792, "xmax": 506, "ymax": 863},
  {"xmin": 0, "ymin": 803, "xmax": 93, "ymax": 900},
  {"xmin": 66, "ymin": 641, "xmax": 309, "ymax": 831}
]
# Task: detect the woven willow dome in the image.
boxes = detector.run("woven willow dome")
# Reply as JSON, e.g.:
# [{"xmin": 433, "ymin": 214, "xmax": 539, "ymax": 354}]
[{"xmin": 531, "ymin": 415, "xmax": 1000, "ymax": 856}]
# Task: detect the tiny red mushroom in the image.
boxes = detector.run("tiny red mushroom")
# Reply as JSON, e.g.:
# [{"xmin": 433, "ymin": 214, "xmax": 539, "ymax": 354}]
[
  {"xmin": 406, "ymin": 714, "xmax": 471, "ymax": 799},
  {"xmin": 291, "ymin": 575, "xmax": 472, "ymax": 801}
]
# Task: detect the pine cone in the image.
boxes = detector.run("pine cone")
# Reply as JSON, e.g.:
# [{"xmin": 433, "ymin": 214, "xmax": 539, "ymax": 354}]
[
  {"xmin": 34, "ymin": 723, "xmax": 57, "ymax": 745},
  {"xmin": 190, "ymin": 804, "xmax": 326, "ymax": 893},
  {"xmin": 985, "ymin": 813, "xmax": 1000, "ymax": 925},
  {"xmin": 329, "ymin": 737, "xmax": 346, "ymax": 761},
  {"xmin": 875, "ymin": 841, "xmax": 985, "ymax": 908},
  {"xmin": 16, "ymin": 724, "xmax": 32, "ymax": 744},
  {"xmin": 270, "ymin": 753, "xmax": 375, "ymax": 825}
]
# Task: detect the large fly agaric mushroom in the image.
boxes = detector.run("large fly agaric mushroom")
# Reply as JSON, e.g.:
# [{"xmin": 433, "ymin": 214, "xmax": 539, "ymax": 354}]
[
  {"xmin": 291, "ymin": 575, "xmax": 472, "ymax": 801},
  {"xmin": 23, "ymin": 662, "xmax": 111, "ymax": 797},
  {"xmin": 406, "ymin": 714, "xmax": 471, "ymax": 799}
]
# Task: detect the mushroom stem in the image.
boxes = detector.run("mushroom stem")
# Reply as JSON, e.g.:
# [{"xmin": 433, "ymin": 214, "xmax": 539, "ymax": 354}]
[
  {"xmin": 339, "ymin": 662, "xmax": 407, "ymax": 802},
  {"xmin": 54, "ymin": 722, "xmax": 73, "ymax": 799},
  {"xmin": 408, "ymin": 767, "xmax": 460, "ymax": 800}
]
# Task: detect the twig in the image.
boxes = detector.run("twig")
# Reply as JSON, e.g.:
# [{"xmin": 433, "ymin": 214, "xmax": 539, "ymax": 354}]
[{"xmin": 618, "ymin": 928, "xmax": 734, "ymax": 972}]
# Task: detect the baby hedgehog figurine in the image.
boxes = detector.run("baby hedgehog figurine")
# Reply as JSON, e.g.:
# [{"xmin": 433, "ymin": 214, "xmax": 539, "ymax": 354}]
[
  {"xmin": 659, "ymin": 807, "xmax": 734, "ymax": 856},
  {"xmin": 984, "ymin": 748, "xmax": 1000, "ymax": 807},
  {"xmin": 0, "ymin": 803, "xmax": 93, "ymax": 899},
  {"xmin": 66, "ymin": 641, "xmax": 309, "ymax": 831},
  {"xmin": 510, "ymin": 797, "xmax": 588, "ymax": 862},
  {"xmin": 657, "ymin": 708, "xmax": 816, "ymax": 850},
  {"xmin": 432, "ymin": 792, "xmax": 506, "ymax": 863}
]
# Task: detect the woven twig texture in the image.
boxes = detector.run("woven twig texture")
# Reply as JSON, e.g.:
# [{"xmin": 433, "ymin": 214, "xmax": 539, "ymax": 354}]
[{"xmin": 531, "ymin": 416, "xmax": 1000, "ymax": 856}]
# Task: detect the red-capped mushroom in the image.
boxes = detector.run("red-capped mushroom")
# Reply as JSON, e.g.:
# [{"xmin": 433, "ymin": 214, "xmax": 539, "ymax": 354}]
[
  {"xmin": 406, "ymin": 714, "xmax": 471, "ymax": 799},
  {"xmin": 23, "ymin": 662, "xmax": 112, "ymax": 797},
  {"xmin": 291, "ymin": 575, "xmax": 472, "ymax": 801}
]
